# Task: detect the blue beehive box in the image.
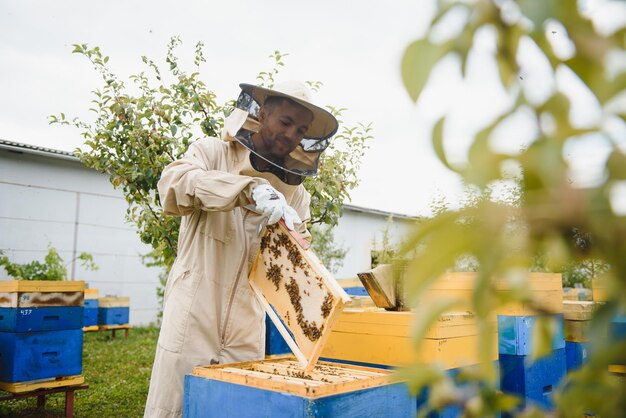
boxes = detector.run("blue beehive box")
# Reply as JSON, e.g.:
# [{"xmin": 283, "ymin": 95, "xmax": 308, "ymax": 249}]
[
  {"xmin": 500, "ymin": 347, "xmax": 567, "ymax": 410},
  {"xmin": 498, "ymin": 314, "xmax": 565, "ymax": 355},
  {"xmin": 0, "ymin": 329, "xmax": 83, "ymax": 382},
  {"xmin": 344, "ymin": 286, "xmax": 369, "ymax": 297},
  {"xmin": 98, "ymin": 296, "xmax": 130, "ymax": 325},
  {"xmin": 565, "ymin": 341, "xmax": 590, "ymax": 372},
  {"xmin": 184, "ymin": 358, "xmax": 415, "ymax": 418},
  {"xmin": 265, "ymin": 314, "xmax": 291, "ymax": 356},
  {"xmin": 98, "ymin": 307, "xmax": 129, "ymax": 325},
  {"xmin": 612, "ymin": 314, "xmax": 626, "ymax": 340},
  {"xmin": 83, "ymin": 299, "xmax": 99, "ymax": 327},
  {"xmin": 0, "ymin": 306, "xmax": 84, "ymax": 332}
]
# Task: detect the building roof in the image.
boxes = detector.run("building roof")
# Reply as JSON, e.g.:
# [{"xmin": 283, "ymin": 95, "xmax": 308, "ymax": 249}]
[
  {"xmin": 343, "ymin": 203, "xmax": 419, "ymax": 221},
  {"xmin": 1, "ymin": 139, "xmax": 420, "ymax": 219},
  {"xmin": 0, "ymin": 139, "xmax": 79, "ymax": 162}
]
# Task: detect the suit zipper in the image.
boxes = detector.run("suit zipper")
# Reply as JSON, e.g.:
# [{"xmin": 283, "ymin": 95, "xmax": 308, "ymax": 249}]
[{"xmin": 220, "ymin": 210, "xmax": 251, "ymax": 347}]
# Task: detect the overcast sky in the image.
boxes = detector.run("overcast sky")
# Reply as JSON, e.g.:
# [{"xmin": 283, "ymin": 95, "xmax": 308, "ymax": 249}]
[{"xmin": 1, "ymin": 1, "xmax": 624, "ymax": 216}]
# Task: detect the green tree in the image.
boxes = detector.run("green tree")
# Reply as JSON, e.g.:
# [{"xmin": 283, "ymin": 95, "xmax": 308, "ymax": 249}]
[
  {"xmin": 0, "ymin": 247, "xmax": 98, "ymax": 281},
  {"xmin": 50, "ymin": 38, "xmax": 369, "ymax": 305},
  {"xmin": 400, "ymin": 0, "xmax": 625, "ymax": 416},
  {"xmin": 310, "ymin": 224, "xmax": 348, "ymax": 274}
]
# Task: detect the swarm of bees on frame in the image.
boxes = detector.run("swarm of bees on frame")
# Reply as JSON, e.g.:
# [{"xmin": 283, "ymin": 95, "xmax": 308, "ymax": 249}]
[{"xmin": 260, "ymin": 225, "xmax": 335, "ymax": 342}]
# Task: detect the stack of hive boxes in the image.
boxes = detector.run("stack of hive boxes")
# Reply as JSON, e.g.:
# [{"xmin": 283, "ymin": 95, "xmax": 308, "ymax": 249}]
[
  {"xmin": 321, "ymin": 273, "xmax": 499, "ymax": 418},
  {"xmin": 98, "ymin": 296, "xmax": 130, "ymax": 327},
  {"xmin": 83, "ymin": 288, "xmax": 99, "ymax": 331},
  {"xmin": 496, "ymin": 273, "xmax": 566, "ymax": 411},
  {"xmin": 0, "ymin": 280, "xmax": 85, "ymax": 387}
]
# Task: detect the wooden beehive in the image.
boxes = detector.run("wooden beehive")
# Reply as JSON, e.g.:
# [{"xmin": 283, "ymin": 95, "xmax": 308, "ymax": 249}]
[
  {"xmin": 186, "ymin": 357, "xmax": 414, "ymax": 418},
  {"xmin": 98, "ymin": 296, "xmax": 130, "ymax": 325},
  {"xmin": 321, "ymin": 308, "xmax": 498, "ymax": 369},
  {"xmin": 249, "ymin": 222, "xmax": 350, "ymax": 372},
  {"xmin": 0, "ymin": 280, "xmax": 84, "ymax": 308},
  {"xmin": 421, "ymin": 272, "xmax": 563, "ymax": 315}
]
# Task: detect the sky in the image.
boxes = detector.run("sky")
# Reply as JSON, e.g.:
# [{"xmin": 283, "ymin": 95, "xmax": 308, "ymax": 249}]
[{"xmin": 1, "ymin": 1, "xmax": 624, "ymax": 216}]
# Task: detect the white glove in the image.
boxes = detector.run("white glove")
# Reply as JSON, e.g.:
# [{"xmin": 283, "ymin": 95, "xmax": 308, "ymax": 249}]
[{"xmin": 252, "ymin": 184, "xmax": 301, "ymax": 230}]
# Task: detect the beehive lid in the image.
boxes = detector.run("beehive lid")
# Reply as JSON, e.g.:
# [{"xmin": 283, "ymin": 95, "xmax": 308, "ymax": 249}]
[
  {"xmin": 249, "ymin": 221, "xmax": 351, "ymax": 372},
  {"xmin": 0, "ymin": 280, "xmax": 85, "ymax": 292},
  {"xmin": 192, "ymin": 357, "xmax": 394, "ymax": 398},
  {"xmin": 563, "ymin": 301, "xmax": 597, "ymax": 320},
  {"xmin": 99, "ymin": 296, "xmax": 130, "ymax": 307},
  {"xmin": 84, "ymin": 288, "xmax": 99, "ymax": 299}
]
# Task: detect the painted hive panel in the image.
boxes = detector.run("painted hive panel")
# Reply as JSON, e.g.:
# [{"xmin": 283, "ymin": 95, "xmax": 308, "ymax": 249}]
[
  {"xmin": 321, "ymin": 309, "xmax": 498, "ymax": 369},
  {"xmin": 0, "ymin": 329, "xmax": 83, "ymax": 382},
  {"xmin": 98, "ymin": 307, "xmax": 130, "ymax": 325},
  {"xmin": 497, "ymin": 314, "xmax": 565, "ymax": 355},
  {"xmin": 499, "ymin": 348, "xmax": 566, "ymax": 410},
  {"xmin": 249, "ymin": 222, "xmax": 350, "ymax": 371},
  {"xmin": 186, "ymin": 357, "xmax": 415, "ymax": 417},
  {"xmin": 0, "ymin": 281, "xmax": 85, "ymax": 308},
  {"xmin": 0, "ymin": 306, "xmax": 84, "ymax": 332}
]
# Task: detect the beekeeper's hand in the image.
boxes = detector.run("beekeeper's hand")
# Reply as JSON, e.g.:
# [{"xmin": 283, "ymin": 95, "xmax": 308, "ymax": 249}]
[{"xmin": 252, "ymin": 184, "xmax": 301, "ymax": 230}]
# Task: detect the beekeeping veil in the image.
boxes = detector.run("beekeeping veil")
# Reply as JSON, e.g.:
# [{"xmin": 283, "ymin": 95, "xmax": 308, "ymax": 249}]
[{"xmin": 222, "ymin": 81, "xmax": 339, "ymax": 185}]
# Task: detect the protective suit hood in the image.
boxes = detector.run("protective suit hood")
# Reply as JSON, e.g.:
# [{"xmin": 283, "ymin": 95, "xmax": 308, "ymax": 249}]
[{"xmin": 221, "ymin": 81, "xmax": 338, "ymax": 185}]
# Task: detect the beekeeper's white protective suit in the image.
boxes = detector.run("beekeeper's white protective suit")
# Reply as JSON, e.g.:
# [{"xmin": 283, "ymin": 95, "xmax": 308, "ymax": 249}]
[{"xmin": 143, "ymin": 134, "xmax": 312, "ymax": 418}]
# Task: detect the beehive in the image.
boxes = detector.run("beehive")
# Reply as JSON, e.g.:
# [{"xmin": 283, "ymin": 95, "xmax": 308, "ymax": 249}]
[
  {"xmin": 500, "ymin": 348, "xmax": 566, "ymax": 410},
  {"xmin": 184, "ymin": 357, "xmax": 414, "ymax": 418},
  {"xmin": 249, "ymin": 222, "xmax": 350, "ymax": 371},
  {"xmin": 98, "ymin": 296, "xmax": 130, "ymax": 325},
  {"xmin": 0, "ymin": 281, "xmax": 85, "ymax": 383},
  {"xmin": 591, "ymin": 278, "xmax": 608, "ymax": 302},
  {"xmin": 0, "ymin": 280, "xmax": 84, "ymax": 308},
  {"xmin": 321, "ymin": 309, "xmax": 498, "ymax": 369},
  {"xmin": 418, "ymin": 272, "xmax": 563, "ymax": 315},
  {"xmin": 83, "ymin": 288, "xmax": 99, "ymax": 328},
  {"xmin": 563, "ymin": 301, "xmax": 597, "ymax": 343}
]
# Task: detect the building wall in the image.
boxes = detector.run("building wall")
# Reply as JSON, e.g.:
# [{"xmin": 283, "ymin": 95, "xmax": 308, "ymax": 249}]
[
  {"xmin": 0, "ymin": 148, "xmax": 161, "ymax": 325},
  {"xmin": 331, "ymin": 208, "xmax": 416, "ymax": 279}
]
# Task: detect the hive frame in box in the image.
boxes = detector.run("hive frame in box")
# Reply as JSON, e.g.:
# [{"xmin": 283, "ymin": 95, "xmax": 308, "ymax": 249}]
[
  {"xmin": 249, "ymin": 220, "xmax": 350, "ymax": 372},
  {"xmin": 191, "ymin": 357, "xmax": 394, "ymax": 398}
]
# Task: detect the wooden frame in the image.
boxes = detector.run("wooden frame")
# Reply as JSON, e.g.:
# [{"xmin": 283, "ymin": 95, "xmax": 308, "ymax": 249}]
[
  {"xmin": 192, "ymin": 357, "xmax": 395, "ymax": 398},
  {"xmin": 249, "ymin": 221, "xmax": 350, "ymax": 372}
]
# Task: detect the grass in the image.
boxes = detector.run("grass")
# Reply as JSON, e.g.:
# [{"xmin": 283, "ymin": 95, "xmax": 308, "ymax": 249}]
[{"xmin": 0, "ymin": 326, "xmax": 159, "ymax": 417}]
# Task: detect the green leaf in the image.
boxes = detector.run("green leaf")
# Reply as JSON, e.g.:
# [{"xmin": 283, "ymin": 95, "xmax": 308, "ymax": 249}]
[
  {"xmin": 170, "ymin": 124, "xmax": 177, "ymax": 136},
  {"xmin": 401, "ymin": 39, "xmax": 451, "ymax": 102},
  {"xmin": 431, "ymin": 118, "xmax": 451, "ymax": 170}
]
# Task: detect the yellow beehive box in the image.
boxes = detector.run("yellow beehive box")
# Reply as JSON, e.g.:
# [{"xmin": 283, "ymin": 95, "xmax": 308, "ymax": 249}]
[
  {"xmin": 563, "ymin": 301, "xmax": 597, "ymax": 321},
  {"xmin": 321, "ymin": 308, "xmax": 498, "ymax": 370},
  {"xmin": 0, "ymin": 280, "xmax": 85, "ymax": 308},
  {"xmin": 84, "ymin": 288, "xmax": 99, "ymax": 300},
  {"xmin": 592, "ymin": 278, "xmax": 608, "ymax": 302},
  {"xmin": 98, "ymin": 296, "xmax": 130, "ymax": 307},
  {"xmin": 422, "ymin": 272, "xmax": 563, "ymax": 315}
]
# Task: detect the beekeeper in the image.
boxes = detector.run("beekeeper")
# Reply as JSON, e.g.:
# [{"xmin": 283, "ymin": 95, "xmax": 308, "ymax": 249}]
[{"xmin": 144, "ymin": 81, "xmax": 338, "ymax": 418}]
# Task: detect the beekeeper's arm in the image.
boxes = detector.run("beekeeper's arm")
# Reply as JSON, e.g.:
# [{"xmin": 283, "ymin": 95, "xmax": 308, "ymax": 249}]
[
  {"xmin": 158, "ymin": 139, "xmax": 305, "ymax": 233},
  {"xmin": 158, "ymin": 138, "xmax": 268, "ymax": 216}
]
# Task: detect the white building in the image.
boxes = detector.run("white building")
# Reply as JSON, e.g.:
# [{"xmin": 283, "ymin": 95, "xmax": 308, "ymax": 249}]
[{"xmin": 0, "ymin": 140, "xmax": 417, "ymax": 325}]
